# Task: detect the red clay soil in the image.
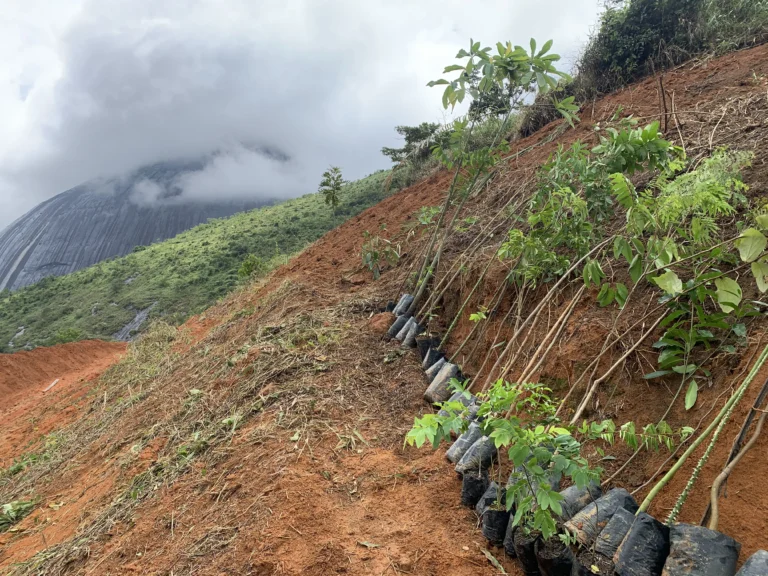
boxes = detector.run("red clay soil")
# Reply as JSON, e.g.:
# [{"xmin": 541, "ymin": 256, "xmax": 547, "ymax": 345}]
[
  {"xmin": 0, "ymin": 340, "xmax": 124, "ymax": 403},
  {"xmin": 2, "ymin": 44, "xmax": 768, "ymax": 576},
  {"xmin": 0, "ymin": 341, "xmax": 125, "ymax": 465}
]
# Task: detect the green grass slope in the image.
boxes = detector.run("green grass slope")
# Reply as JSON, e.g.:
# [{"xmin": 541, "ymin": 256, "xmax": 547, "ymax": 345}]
[{"xmin": 0, "ymin": 170, "xmax": 396, "ymax": 351}]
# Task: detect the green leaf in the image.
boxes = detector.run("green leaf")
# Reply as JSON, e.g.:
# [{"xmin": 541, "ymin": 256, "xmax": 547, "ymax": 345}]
[
  {"xmin": 755, "ymin": 214, "xmax": 768, "ymax": 230},
  {"xmin": 508, "ymin": 443, "xmax": 530, "ymax": 467},
  {"xmin": 672, "ymin": 364, "xmax": 697, "ymax": 375},
  {"xmin": 583, "ymin": 259, "xmax": 605, "ymax": 288},
  {"xmin": 596, "ymin": 284, "xmax": 616, "ymax": 307},
  {"xmin": 644, "ymin": 370, "xmax": 672, "ymax": 379},
  {"xmin": 751, "ymin": 260, "xmax": 768, "ymax": 293},
  {"xmin": 609, "ymin": 173, "xmax": 635, "ymax": 209},
  {"xmin": 733, "ymin": 323, "xmax": 747, "ymax": 338},
  {"xmin": 685, "ymin": 380, "xmax": 698, "ymax": 410},
  {"xmin": 537, "ymin": 39, "xmax": 553, "ymax": 57},
  {"xmin": 664, "ymin": 312, "xmax": 690, "ymax": 331},
  {"xmin": 629, "ymin": 254, "xmax": 643, "ymax": 284},
  {"xmin": 734, "ymin": 228, "xmax": 767, "ymax": 262},
  {"xmin": 652, "ymin": 270, "xmax": 682, "ymax": 295},
  {"xmin": 658, "ymin": 348, "xmax": 683, "ymax": 369},
  {"xmin": 613, "ymin": 237, "xmax": 633, "ymax": 262},
  {"xmin": 715, "ymin": 277, "xmax": 742, "ymax": 313},
  {"xmin": 535, "ymin": 71, "xmax": 549, "ymax": 93},
  {"xmin": 615, "ymin": 283, "xmax": 628, "ymax": 308}
]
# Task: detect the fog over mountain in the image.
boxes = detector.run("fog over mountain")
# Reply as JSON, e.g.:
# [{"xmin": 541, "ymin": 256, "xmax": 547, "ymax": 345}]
[
  {"xmin": 0, "ymin": 0, "xmax": 600, "ymax": 231},
  {"xmin": 0, "ymin": 158, "xmax": 271, "ymax": 291}
]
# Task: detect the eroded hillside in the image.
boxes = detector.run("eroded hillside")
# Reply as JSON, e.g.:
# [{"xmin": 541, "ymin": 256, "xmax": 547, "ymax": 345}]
[{"xmin": 1, "ymin": 44, "xmax": 768, "ymax": 575}]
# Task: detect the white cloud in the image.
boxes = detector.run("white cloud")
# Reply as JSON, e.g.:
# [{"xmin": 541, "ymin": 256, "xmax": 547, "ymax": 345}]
[{"xmin": 0, "ymin": 0, "xmax": 601, "ymax": 229}]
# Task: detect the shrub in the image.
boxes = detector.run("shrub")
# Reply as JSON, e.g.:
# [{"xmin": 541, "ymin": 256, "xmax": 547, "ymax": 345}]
[
  {"xmin": 579, "ymin": 0, "xmax": 768, "ymax": 95},
  {"xmin": 237, "ymin": 254, "xmax": 266, "ymax": 280},
  {"xmin": 519, "ymin": 0, "xmax": 768, "ymax": 136},
  {"xmin": 361, "ymin": 231, "xmax": 400, "ymax": 280},
  {"xmin": 52, "ymin": 327, "xmax": 84, "ymax": 345}
]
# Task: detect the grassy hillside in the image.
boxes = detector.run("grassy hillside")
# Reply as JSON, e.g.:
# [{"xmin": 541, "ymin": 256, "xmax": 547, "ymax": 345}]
[{"xmin": 0, "ymin": 170, "xmax": 396, "ymax": 351}]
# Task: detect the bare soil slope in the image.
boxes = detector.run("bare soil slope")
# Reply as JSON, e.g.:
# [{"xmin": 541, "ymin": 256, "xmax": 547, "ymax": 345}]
[{"xmin": 0, "ymin": 340, "xmax": 125, "ymax": 415}]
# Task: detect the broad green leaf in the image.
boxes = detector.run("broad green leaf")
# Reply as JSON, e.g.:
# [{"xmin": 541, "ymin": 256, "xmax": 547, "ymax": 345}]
[
  {"xmin": 734, "ymin": 228, "xmax": 767, "ymax": 262},
  {"xmin": 672, "ymin": 364, "xmax": 697, "ymax": 375},
  {"xmin": 597, "ymin": 284, "xmax": 615, "ymax": 307},
  {"xmin": 653, "ymin": 337, "xmax": 678, "ymax": 348},
  {"xmin": 652, "ymin": 270, "xmax": 682, "ymax": 295},
  {"xmin": 441, "ymin": 86, "xmax": 451, "ymax": 109},
  {"xmin": 508, "ymin": 443, "xmax": 530, "ymax": 467},
  {"xmin": 685, "ymin": 380, "xmax": 698, "ymax": 410},
  {"xmin": 629, "ymin": 254, "xmax": 643, "ymax": 284},
  {"xmin": 751, "ymin": 260, "xmax": 768, "ymax": 293},
  {"xmin": 536, "ymin": 71, "xmax": 549, "ymax": 92},
  {"xmin": 615, "ymin": 283, "xmax": 628, "ymax": 308},
  {"xmin": 733, "ymin": 323, "xmax": 747, "ymax": 338},
  {"xmin": 613, "ymin": 237, "xmax": 632, "ymax": 262},
  {"xmin": 715, "ymin": 277, "xmax": 742, "ymax": 313},
  {"xmin": 658, "ymin": 348, "xmax": 683, "ymax": 368},
  {"xmin": 756, "ymin": 214, "xmax": 768, "ymax": 230}
]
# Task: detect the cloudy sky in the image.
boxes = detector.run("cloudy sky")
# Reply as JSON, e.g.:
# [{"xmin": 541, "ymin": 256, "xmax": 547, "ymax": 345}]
[{"xmin": 0, "ymin": 0, "xmax": 602, "ymax": 230}]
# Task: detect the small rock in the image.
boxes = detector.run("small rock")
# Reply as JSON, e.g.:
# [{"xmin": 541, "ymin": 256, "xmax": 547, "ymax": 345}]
[
  {"xmin": 396, "ymin": 556, "xmax": 413, "ymax": 571},
  {"xmin": 368, "ymin": 312, "xmax": 395, "ymax": 334}
]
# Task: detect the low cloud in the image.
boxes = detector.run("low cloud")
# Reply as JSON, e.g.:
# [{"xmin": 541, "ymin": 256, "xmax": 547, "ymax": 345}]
[
  {"xmin": 127, "ymin": 144, "xmax": 302, "ymax": 206},
  {"xmin": 176, "ymin": 144, "xmax": 301, "ymax": 203},
  {"xmin": 129, "ymin": 179, "xmax": 167, "ymax": 206},
  {"xmin": 0, "ymin": 0, "xmax": 601, "ymax": 230}
]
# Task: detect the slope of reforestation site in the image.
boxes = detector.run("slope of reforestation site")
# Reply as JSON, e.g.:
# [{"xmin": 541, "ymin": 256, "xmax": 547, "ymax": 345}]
[{"xmin": 2, "ymin": 1, "xmax": 768, "ymax": 574}]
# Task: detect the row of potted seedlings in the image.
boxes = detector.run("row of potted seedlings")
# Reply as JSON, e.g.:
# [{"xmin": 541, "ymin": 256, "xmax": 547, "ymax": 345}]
[{"xmin": 387, "ymin": 293, "xmax": 768, "ymax": 576}]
